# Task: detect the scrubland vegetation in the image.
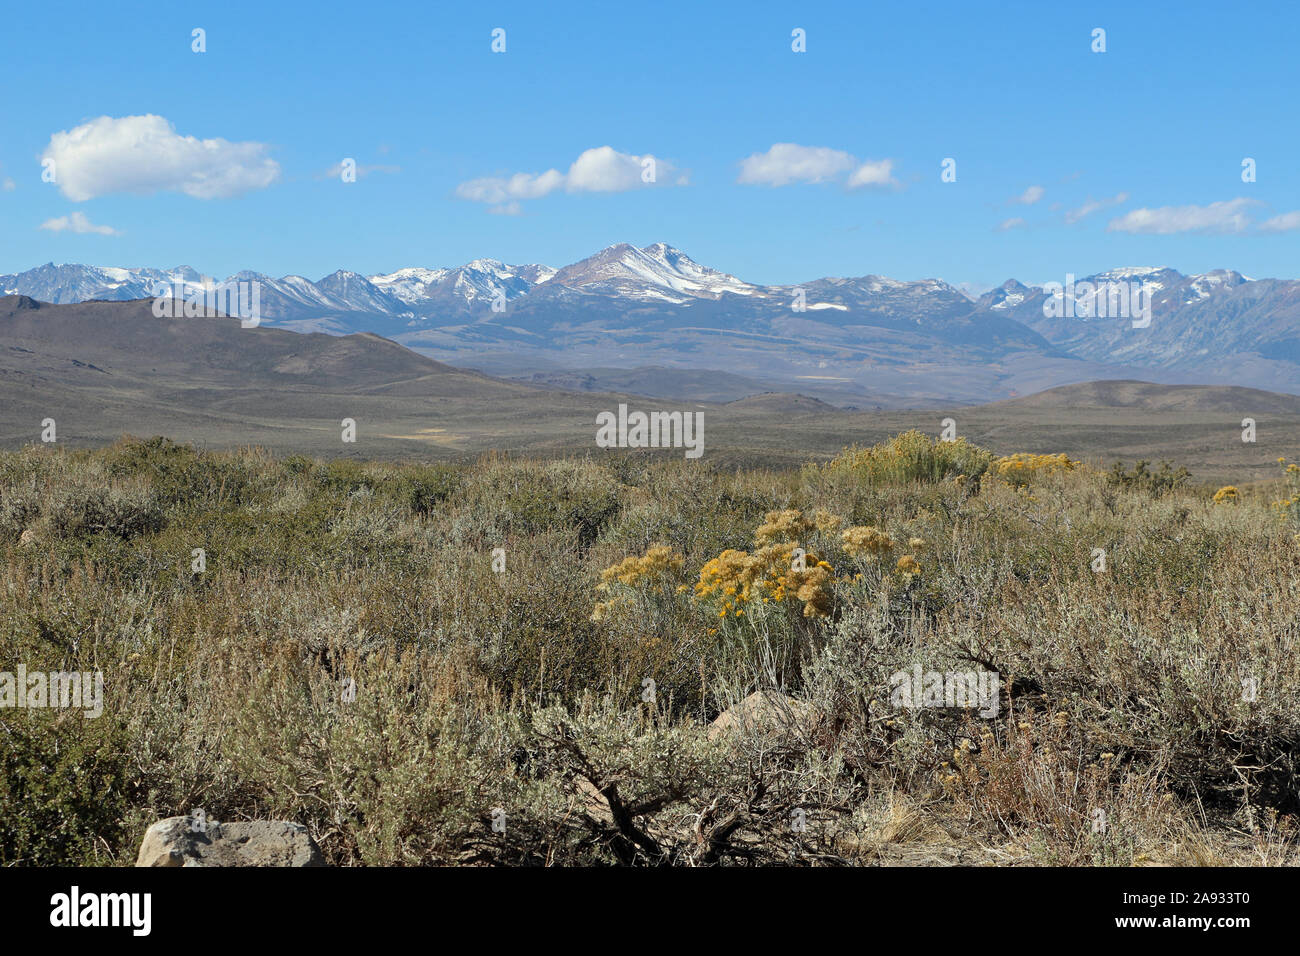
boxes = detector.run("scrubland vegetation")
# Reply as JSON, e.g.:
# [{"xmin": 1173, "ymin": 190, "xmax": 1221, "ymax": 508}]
[{"xmin": 1, "ymin": 432, "xmax": 1298, "ymax": 866}]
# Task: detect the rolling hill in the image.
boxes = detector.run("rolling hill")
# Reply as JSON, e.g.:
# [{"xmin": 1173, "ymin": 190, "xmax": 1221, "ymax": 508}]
[{"xmin": 1, "ymin": 296, "xmax": 1297, "ymax": 480}]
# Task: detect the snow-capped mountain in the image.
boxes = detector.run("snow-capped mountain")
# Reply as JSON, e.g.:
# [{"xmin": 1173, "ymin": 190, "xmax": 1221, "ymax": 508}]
[
  {"xmin": 0, "ymin": 262, "xmax": 207, "ymax": 303},
  {"xmin": 544, "ymin": 242, "xmax": 760, "ymax": 303},
  {"xmin": 976, "ymin": 267, "xmax": 1293, "ymax": 373},
  {"xmin": 979, "ymin": 279, "xmax": 1034, "ymax": 312},
  {"xmin": 794, "ymin": 274, "xmax": 976, "ymax": 322},
  {"xmin": 0, "ymin": 257, "xmax": 562, "ymax": 322},
  {"xmin": 0, "ymin": 243, "xmax": 1039, "ymax": 320},
  {"xmin": 315, "ymin": 270, "xmax": 407, "ymax": 315},
  {"xmin": 4, "ymin": 245, "xmax": 1298, "ymax": 396},
  {"xmin": 369, "ymin": 259, "xmax": 557, "ymax": 313}
]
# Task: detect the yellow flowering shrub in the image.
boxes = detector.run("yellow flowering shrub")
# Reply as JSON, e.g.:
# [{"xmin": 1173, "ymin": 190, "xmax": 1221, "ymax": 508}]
[
  {"xmin": 694, "ymin": 543, "xmax": 833, "ymax": 619},
  {"xmin": 840, "ymin": 525, "xmax": 894, "ymax": 559},
  {"xmin": 591, "ymin": 544, "xmax": 685, "ymax": 621},
  {"xmin": 813, "ymin": 508, "xmax": 844, "ymax": 532},
  {"xmin": 989, "ymin": 452, "xmax": 1079, "ymax": 487},
  {"xmin": 790, "ymin": 563, "xmax": 835, "ymax": 618},
  {"xmin": 1212, "ymin": 486, "xmax": 1238, "ymax": 505},
  {"xmin": 896, "ymin": 554, "xmax": 921, "ymax": 576},
  {"xmin": 754, "ymin": 509, "xmax": 814, "ymax": 545},
  {"xmin": 598, "ymin": 544, "xmax": 684, "ymax": 587}
]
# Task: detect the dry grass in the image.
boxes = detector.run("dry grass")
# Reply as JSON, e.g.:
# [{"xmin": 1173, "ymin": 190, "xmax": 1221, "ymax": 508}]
[{"xmin": 0, "ymin": 433, "xmax": 1297, "ymax": 865}]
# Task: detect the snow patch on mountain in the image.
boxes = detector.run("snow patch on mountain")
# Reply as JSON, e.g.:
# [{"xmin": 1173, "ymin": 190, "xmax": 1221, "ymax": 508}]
[{"xmin": 547, "ymin": 243, "xmax": 759, "ymax": 302}]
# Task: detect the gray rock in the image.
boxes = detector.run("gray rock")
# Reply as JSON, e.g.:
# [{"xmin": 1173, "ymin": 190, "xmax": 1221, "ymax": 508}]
[
  {"xmin": 137, "ymin": 816, "xmax": 325, "ymax": 867},
  {"xmin": 708, "ymin": 690, "xmax": 818, "ymax": 741}
]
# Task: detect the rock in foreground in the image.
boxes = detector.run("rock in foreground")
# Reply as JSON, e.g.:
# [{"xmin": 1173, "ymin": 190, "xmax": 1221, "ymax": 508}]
[
  {"xmin": 708, "ymin": 690, "xmax": 819, "ymax": 741},
  {"xmin": 136, "ymin": 816, "xmax": 325, "ymax": 867}
]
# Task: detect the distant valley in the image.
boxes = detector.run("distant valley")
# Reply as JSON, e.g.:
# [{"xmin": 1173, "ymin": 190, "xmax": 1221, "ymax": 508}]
[{"xmin": 2, "ymin": 294, "xmax": 1297, "ymax": 481}]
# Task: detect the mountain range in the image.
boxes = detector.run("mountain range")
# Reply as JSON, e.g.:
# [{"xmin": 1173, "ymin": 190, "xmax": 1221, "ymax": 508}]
[{"xmin": 4, "ymin": 244, "xmax": 1297, "ymax": 405}]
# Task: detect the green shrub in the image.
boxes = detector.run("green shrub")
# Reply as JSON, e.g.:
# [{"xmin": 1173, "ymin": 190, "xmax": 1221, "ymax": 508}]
[
  {"xmin": 1106, "ymin": 459, "xmax": 1191, "ymax": 497},
  {"xmin": 45, "ymin": 483, "xmax": 166, "ymax": 540},
  {"xmin": 813, "ymin": 429, "xmax": 992, "ymax": 487},
  {"xmin": 0, "ymin": 712, "xmax": 134, "ymax": 865}
]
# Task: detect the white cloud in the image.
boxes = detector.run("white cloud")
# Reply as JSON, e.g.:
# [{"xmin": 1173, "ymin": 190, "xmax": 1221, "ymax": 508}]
[
  {"xmin": 455, "ymin": 147, "xmax": 681, "ymax": 213},
  {"xmin": 1259, "ymin": 210, "xmax": 1300, "ymax": 233},
  {"xmin": 997, "ymin": 217, "xmax": 1027, "ymax": 231},
  {"xmin": 737, "ymin": 143, "xmax": 898, "ymax": 189},
  {"xmin": 1013, "ymin": 185, "xmax": 1045, "ymax": 205},
  {"xmin": 2, "ymin": 178, "xmax": 13, "ymax": 191},
  {"xmin": 846, "ymin": 159, "xmax": 896, "ymax": 189},
  {"xmin": 39, "ymin": 211, "xmax": 120, "ymax": 235},
  {"xmin": 1107, "ymin": 198, "xmax": 1259, "ymax": 235},
  {"xmin": 456, "ymin": 169, "xmax": 565, "ymax": 204},
  {"xmin": 567, "ymin": 146, "xmax": 668, "ymax": 191},
  {"xmin": 738, "ymin": 144, "xmax": 853, "ymax": 186},
  {"xmin": 41, "ymin": 114, "xmax": 280, "ymax": 201},
  {"xmin": 1065, "ymin": 192, "xmax": 1129, "ymax": 224}
]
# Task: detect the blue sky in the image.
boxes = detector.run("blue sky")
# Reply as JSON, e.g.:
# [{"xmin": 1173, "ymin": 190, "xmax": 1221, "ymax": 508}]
[{"xmin": 2, "ymin": 0, "xmax": 1297, "ymax": 289}]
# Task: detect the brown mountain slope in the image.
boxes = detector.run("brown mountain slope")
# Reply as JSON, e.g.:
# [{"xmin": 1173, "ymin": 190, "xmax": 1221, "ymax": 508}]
[
  {"xmin": 0, "ymin": 294, "xmax": 516, "ymax": 395},
  {"xmin": 988, "ymin": 379, "xmax": 1300, "ymax": 415},
  {"xmin": 2, "ymin": 297, "xmax": 1299, "ymax": 480}
]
